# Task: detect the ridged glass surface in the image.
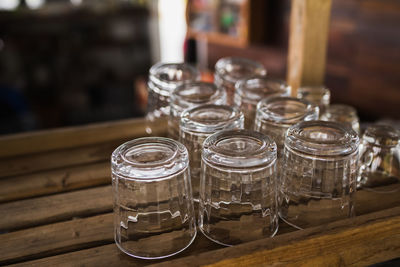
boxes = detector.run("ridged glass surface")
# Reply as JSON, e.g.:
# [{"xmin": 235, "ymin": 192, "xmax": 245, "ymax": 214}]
[
  {"xmin": 199, "ymin": 130, "xmax": 278, "ymax": 246},
  {"xmin": 280, "ymin": 121, "xmax": 359, "ymax": 230},
  {"xmin": 112, "ymin": 137, "xmax": 196, "ymax": 259},
  {"xmin": 320, "ymin": 104, "xmax": 360, "ymax": 134},
  {"xmin": 254, "ymin": 97, "xmax": 319, "ymax": 170},
  {"xmin": 146, "ymin": 63, "xmax": 199, "ymax": 134},
  {"xmin": 168, "ymin": 82, "xmax": 226, "ymax": 140},
  {"xmin": 358, "ymin": 125, "xmax": 400, "ymax": 194},
  {"xmin": 234, "ymin": 77, "xmax": 290, "ymax": 129},
  {"xmin": 179, "ymin": 105, "xmax": 244, "ymax": 201},
  {"xmin": 214, "ymin": 57, "xmax": 266, "ymax": 105},
  {"xmin": 297, "ymin": 86, "xmax": 331, "ymax": 115}
]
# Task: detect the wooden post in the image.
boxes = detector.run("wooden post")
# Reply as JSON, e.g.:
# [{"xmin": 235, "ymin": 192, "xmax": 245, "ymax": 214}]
[{"xmin": 287, "ymin": 0, "xmax": 332, "ymax": 96}]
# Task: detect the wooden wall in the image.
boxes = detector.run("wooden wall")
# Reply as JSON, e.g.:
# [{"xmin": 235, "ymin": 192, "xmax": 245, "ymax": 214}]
[{"xmin": 205, "ymin": 0, "xmax": 400, "ymax": 121}]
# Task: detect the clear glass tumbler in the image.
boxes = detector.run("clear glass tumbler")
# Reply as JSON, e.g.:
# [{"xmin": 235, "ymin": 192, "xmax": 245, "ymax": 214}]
[
  {"xmin": 199, "ymin": 130, "xmax": 278, "ymax": 246},
  {"xmin": 169, "ymin": 82, "xmax": 227, "ymax": 140},
  {"xmin": 321, "ymin": 104, "xmax": 360, "ymax": 134},
  {"xmin": 234, "ymin": 77, "xmax": 291, "ymax": 129},
  {"xmin": 358, "ymin": 125, "xmax": 400, "ymax": 193},
  {"xmin": 280, "ymin": 121, "xmax": 359, "ymax": 230},
  {"xmin": 254, "ymin": 96, "xmax": 319, "ymax": 161},
  {"xmin": 146, "ymin": 62, "xmax": 199, "ymax": 134},
  {"xmin": 112, "ymin": 137, "xmax": 196, "ymax": 259},
  {"xmin": 297, "ymin": 86, "xmax": 331, "ymax": 115},
  {"xmin": 214, "ymin": 57, "xmax": 266, "ymax": 105},
  {"xmin": 179, "ymin": 104, "xmax": 244, "ymax": 201}
]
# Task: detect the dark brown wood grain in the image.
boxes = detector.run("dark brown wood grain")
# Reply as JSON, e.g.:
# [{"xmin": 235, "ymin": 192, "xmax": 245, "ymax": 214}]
[
  {"xmin": 0, "ymin": 161, "xmax": 110, "ymax": 203},
  {"xmin": 10, "ymin": 207, "xmax": 400, "ymax": 267},
  {"xmin": 0, "ymin": 118, "xmax": 167, "ymax": 158},
  {"xmin": 4, "ymin": 214, "xmax": 222, "ymax": 266},
  {"xmin": 0, "ymin": 186, "xmax": 112, "ymax": 232},
  {"xmin": 151, "ymin": 207, "xmax": 400, "ymax": 267},
  {"xmin": 0, "ymin": 140, "xmax": 123, "ymax": 178},
  {"xmin": 0, "ymin": 214, "xmax": 114, "ymax": 265}
]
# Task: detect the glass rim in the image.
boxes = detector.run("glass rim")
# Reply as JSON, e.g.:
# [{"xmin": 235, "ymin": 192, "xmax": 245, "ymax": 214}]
[
  {"xmin": 285, "ymin": 120, "xmax": 359, "ymax": 157},
  {"xmin": 235, "ymin": 76, "xmax": 291, "ymax": 102},
  {"xmin": 171, "ymin": 81, "xmax": 226, "ymax": 107},
  {"xmin": 256, "ymin": 96, "xmax": 319, "ymax": 126},
  {"xmin": 148, "ymin": 62, "xmax": 199, "ymax": 95},
  {"xmin": 362, "ymin": 124, "xmax": 400, "ymax": 147},
  {"xmin": 112, "ymin": 137, "xmax": 188, "ymax": 180},
  {"xmin": 202, "ymin": 129, "xmax": 277, "ymax": 169},
  {"xmin": 180, "ymin": 104, "xmax": 243, "ymax": 134},
  {"xmin": 214, "ymin": 57, "xmax": 266, "ymax": 84}
]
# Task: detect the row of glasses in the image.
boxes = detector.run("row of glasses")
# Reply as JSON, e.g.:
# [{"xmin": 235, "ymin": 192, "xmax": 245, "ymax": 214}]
[
  {"xmin": 114, "ymin": 58, "xmax": 397, "ymax": 259},
  {"xmin": 111, "ymin": 120, "xmax": 363, "ymax": 258}
]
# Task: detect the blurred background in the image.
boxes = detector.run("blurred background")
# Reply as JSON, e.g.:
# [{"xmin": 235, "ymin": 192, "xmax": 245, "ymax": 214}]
[{"xmin": 0, "ymin": 0, "xmax": 399, "ymax": 135}]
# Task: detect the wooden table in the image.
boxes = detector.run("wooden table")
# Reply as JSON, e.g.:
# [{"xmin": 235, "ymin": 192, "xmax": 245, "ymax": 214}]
[{"xmin": 0, "ymin": 118, "xmax": 399, "ymax": 266}]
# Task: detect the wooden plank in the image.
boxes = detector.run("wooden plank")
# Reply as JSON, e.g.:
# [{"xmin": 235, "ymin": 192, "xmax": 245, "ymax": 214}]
[
  {"xmin": 0, "ymin": 214, "xmax": 114, "ymax": 265},
  {"xmin": 0, "ymin": 118, "xmax": 167, "ymax": 158},
  {"xmin": 0, "ymin": 139, "xmax": 120, "ymax": 178},
  {"xmin": 152, "ymin": 206, "xmax": 400, "ymax": 267},
  {"xmin": 0, "ymin": 186, "xmax": 112, "ymax": 232},
  {"xmin": 3, "ymin": 214, "xmax": 221, "ymax": 266},
  {"xmin": 287, "ymin": 0, "xmax": 332, "ymax": 95},
  {"xmin": 11, "ymin": 207, "xmax": 400, "ymax": 267},
  {"xmin": 0, "ymin": 162, "xmax": 110, "ymax": 203}
]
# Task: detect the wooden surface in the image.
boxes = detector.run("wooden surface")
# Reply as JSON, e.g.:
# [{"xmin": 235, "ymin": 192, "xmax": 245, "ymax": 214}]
[
  {"xmin": 287, "ymin": 0, "xmax": 332, "ymax": 95},
  {"xmin": 1, "ymin": 118, "xmax": 399, "ymax": 266}
]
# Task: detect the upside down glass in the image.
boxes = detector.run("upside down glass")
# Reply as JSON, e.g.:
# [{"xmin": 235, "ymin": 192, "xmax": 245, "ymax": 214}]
[
  {"xmin": 297, "ymin": 86, "xmax": 331, "ymax": 115},
  {"xmin": 199, "ymin": 130, "xmax": 278, "ymax": 246},
  {"xmin": 358, "ymin": 125, "xmax": 400, "ymax": 193},
  {"xmin": 179, "ymin": 104, "xmax": 244, "ymax": 201},
  {"xmin": 234, "ymin": 77, "xmax": 291, "ymax": 129},
  {"xmin": 214, "ymin": 57, "xmax": 266, "ymax": 105},
  {"xmin": 280, "ymin": 121, "xmax": 359, "ymax": 230},
  {"xmin": 169, "ymin": 82, "xmax": 227, "ymax": 140},
  {"xmin": 321, "ymin": 104, "xmax": 360, "ymax": 134},
  {"xmin": 254, "ymin": 96, "xmax": 319, "ymax": 163},
  {"xmin": 146, "ymin": 62, "xmax": 199, "ymax": 134},
  {"xmin": 112, "ymin": 137, "xmax": 196, "ymax": 259}
]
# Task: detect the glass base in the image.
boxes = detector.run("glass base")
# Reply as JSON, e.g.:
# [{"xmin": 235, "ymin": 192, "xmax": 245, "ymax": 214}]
[
  {"xmin": 115, "ymin": 231, "xmax": 197, "ymax": 260},
  {"xmin": 199, "ymin": 224, "xmax": 278, "ymax": 247}
]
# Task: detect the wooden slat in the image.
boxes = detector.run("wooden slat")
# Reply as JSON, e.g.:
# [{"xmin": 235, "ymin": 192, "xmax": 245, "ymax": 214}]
[
  {"xmin": 0, "ymin": 186, "xmax": 112, "ymax": 232},
  {"xmin": 0, "ymin": 140, "xmax": 122, "ymax": 178},
  {"xmin": 3, "ymin": 214, "xmax": 221, "ymax": 266},
  {"xmin": 287, "ymin": 0, "xmax": 333, "ymax": 95},
  {"xmin": 11, "ymin": 207, "xmax": 400, "ymax": 267},
  {"xmin": 0, "ymin": 162, "xmax": 110, "ymax": 203},
  {"xmin": 0, "ymin": 118, "xmax": 167, "ymax": 158},
  {"xmin": 0, "ymin": 214, "xmax": 114, "ymax": 265},
  {"xmin": 152, "ymin": 207, "xmax": 400, "ymax": 267}
]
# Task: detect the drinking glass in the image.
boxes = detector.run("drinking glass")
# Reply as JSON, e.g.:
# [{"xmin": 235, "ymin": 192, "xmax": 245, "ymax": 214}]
[
  {"xmin": 199, "ymin": 130, "xmax": 278, "ymax": 246},
  {"xmin": 297, "ymin": 86, "xmax": 331, "ymax": 115},
  {"xmin": 280, "ymin": 121, "xmax": 359, "ymax": 230},
  {"xmin": 321, "ymin": 104, "xmax": 360, "ymax": 134},
  {"xmin": 358, "ymin": 125, "xmax": 400, "ymax": 193},
  {"xmin": 112, "ymin": 137, "xmax": 196, "ymax": 259},
  {"xmin": 169, "ymin": 82, "xmax": 227, "ymax": 140},
  {"xmin": 234, "ymin": 77, "xmax": 291, "ymax": 129},
  {"xmin": 214, "ymin": 57, "xmax": 266, "ymax": 105},
  {"xmin": 254, "ymin": 96, "xmax": 319, "ymax": 162},
  {"xmin": 146, "ymin": 62, "xmax": 199, "ymax": 134},
  {"xmin": 179, "ymin": 104, "xmax": 244, "ymax": 201}
]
